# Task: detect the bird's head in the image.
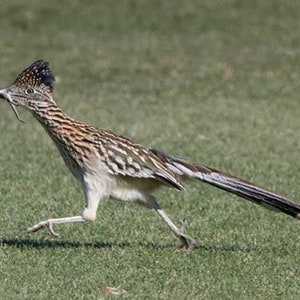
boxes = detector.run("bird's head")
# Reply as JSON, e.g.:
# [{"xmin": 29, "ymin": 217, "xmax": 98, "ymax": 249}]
[{"xmin": 0, "ymin": 60, "xmax": 55, "ymax": 122}]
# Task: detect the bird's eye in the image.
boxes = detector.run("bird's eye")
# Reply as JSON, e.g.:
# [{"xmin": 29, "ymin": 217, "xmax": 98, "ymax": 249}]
[{"xmin": 25, "ymin": 88, "xmax": 34, "ymax": 94}]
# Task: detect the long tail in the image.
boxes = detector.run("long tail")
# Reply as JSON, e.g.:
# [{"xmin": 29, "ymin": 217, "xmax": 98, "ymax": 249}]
[{"xmin": 151, "ymin": 149, "xmax": 300, "ymax": 219}]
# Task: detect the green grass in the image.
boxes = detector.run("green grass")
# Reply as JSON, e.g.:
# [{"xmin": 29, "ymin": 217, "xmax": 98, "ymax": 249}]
[{"xmin": 0, "ymin": 0, "xmax": 300, "ymax": 299}]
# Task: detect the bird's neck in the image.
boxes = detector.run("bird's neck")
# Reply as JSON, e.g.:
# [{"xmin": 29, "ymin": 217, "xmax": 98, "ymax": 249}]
[
  {"xmin": 32, "ymin": 101, "xmax": 67, "ymax": 123},
  {"xmin": 29, "ymin": 101, "xmax": 78, "ymax": 140},
  {"xmin": 29, "ymin": 100, "xmax": 90, "ymax": 180}
]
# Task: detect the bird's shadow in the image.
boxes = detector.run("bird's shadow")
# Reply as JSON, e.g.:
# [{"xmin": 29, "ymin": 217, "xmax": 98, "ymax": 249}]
[
  {"xmin": 0, "ymin": 237, "xmax": 257, "ymax": 253},
  {"xmin": 1, "ymin": 238, "xmax": 129, "ymax": 250}
]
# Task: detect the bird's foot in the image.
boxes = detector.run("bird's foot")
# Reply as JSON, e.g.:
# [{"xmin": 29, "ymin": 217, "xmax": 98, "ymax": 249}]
[
  {"xmin": 178, "ymin": 232, "xmax": 196, "ymax": 253},
  {"xmin": 176, "ymin": 217, "xmax": 196, "ymax": 252},
  {"xmin": 20, "ymin": 219, "xmax": 60, "ymax": 237}
]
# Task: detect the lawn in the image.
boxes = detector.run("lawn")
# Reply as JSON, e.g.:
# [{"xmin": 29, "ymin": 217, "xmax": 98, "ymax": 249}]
[{"xmin": 0, "ymin": 0, "xmax": 300, "ymax": 299}]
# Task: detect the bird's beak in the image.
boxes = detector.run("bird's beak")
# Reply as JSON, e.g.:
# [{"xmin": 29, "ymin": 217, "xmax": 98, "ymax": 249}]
[
  {"xmin": 0, "ymin": 88, "xmax": 11, "ymax": 101},
  {"xmin": 0, "ymin": 88, "xmax": 24, "ymax": 123}
]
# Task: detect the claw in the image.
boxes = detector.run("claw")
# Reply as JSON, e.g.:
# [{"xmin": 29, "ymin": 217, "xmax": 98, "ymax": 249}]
[
  {"xmin": 178, "ymin": 216, "xmax": 188, "ymax": 232},
  {"xmin": 176, "ymin": 216, "xmax": 196, "ymax": 252},
  {"xmin": 177, "ymin": 232, "xmax": 196, "ymax": 253},
  {"xmin": 48, "ymin": 222, "xmax": 60, "ymax": 237}
]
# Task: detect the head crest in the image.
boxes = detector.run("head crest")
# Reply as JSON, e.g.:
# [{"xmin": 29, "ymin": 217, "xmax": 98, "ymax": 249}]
[{"xmin": 13, "ymin": 60, "xmax": 55, "ymax": 93}]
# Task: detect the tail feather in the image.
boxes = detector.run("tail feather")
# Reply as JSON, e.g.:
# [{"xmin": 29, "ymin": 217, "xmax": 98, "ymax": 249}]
[{"xmin": 150, "ymin": 149, "xmax": 300, "ymax": 219}]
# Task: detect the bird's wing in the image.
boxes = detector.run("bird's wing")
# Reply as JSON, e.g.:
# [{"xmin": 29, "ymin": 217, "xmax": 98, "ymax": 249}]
[{"xmin": 95, "ymin": 130, "xmax": 184, "ymax": 190}]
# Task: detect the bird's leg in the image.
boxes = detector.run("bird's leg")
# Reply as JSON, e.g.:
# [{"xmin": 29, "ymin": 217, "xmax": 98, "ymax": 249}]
[
  {"xmin": 156, "ymin": 208, "xmax": 196, "ymax": 251},
  {"xmin": 21, "ymin": 178, "xmax": 104, "ymax": 236},
  {"xmin": 147, "ymin": 196, "xmax": 196, "ymax": 251},
  {"xmin": 21, "ymin": 216, "xmax": 85, "ymax": 236}
]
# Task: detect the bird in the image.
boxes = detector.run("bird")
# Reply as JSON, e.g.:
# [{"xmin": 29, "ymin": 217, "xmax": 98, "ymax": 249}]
[{"xmin": 0, "ymin": 60, "xmax": 299, "ymax": 251}]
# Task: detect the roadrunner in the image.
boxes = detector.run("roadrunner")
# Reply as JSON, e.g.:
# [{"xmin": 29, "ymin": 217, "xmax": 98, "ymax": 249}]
[{"xmin": 0, "ymin": 60, "xmax": 299, "ymax": 250}]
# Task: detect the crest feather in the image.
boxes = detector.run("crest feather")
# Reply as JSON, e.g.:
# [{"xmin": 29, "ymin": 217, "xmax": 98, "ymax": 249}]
[{"xmin": 13, "ymin": 60, "xmax": 55, "ymax": 93}]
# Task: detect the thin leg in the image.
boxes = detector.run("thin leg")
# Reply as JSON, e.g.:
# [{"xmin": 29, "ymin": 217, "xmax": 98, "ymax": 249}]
[
  {"xmin": 155, "ymin": 208, "xmax": 196, "ymax": 251},
  {"xmin": 146, "ymin": 196, "xmax": 196, "ymax": 251},
  {"xmin": 21, "ymin": 215, "xmax": 84, "ymax": 236},
  {"xmin": 21, "ymin": 175, "xmax": 106, "ymax": 236}
]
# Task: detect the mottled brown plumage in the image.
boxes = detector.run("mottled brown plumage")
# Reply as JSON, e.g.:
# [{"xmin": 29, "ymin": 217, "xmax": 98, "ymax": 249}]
[{"xmin": 0, "ymin": 60, "xmax": 299, "ymax": 251}]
